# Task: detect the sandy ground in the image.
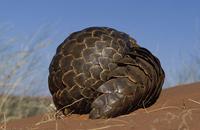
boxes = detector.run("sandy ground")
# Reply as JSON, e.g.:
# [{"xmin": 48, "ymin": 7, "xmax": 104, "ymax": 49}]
[{"xmin": 1, "ymin": 82, "xmax": 200, "ymax": 130}]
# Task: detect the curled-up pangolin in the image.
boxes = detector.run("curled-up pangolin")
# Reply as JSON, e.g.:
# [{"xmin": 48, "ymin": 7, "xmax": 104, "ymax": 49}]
[{"xmin": 48, "ymin": 27, "xmax": 165, "ymax": 119}]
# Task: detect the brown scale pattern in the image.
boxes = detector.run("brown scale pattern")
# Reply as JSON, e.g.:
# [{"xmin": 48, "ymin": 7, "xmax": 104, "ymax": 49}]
[{"xmin": 48, "ymin": 27, "xmax": 165, "ymax": 119}]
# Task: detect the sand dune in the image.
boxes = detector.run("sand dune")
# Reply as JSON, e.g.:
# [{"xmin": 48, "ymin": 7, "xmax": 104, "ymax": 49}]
[{"xmin": 1, "ymin": 82, "xmax": 200, "ymax": 130}]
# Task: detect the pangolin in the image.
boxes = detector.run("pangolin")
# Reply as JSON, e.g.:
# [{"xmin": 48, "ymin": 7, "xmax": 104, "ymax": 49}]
[{"xmin": 48, "ymin": 27, "xmax": 165, "ymax": 119}]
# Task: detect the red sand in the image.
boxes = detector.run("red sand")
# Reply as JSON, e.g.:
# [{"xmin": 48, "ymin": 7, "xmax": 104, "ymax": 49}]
[{"xmin": 1, "ymin": 82, "xmax": 200, "ymax": 130}]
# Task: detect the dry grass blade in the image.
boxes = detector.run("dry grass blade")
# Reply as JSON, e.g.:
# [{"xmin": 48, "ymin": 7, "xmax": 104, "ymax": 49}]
[
  {"xmin": 54, "ymin": 98, "xmax": 84, "ymax": 118},
  {"xmin": 3, "ymin": 113, "xmax": 6, "ymax": 130},
  {"xmin": 35, "ymin": 118, "xmax": 54, "ymax": 126},
  {"xmin": 144, "ymin": 106, "xmax": 181, "ymax": 114},
  {"xmin": 119, "ymin": 112, "xmax": 137, "ymax": 118},
  {"xmin": 99, "ymin": 118, "xmax": 129, "ymax": 125},
  {"xmin": 188, "ymin": 98, "xmax": 200, "ymax": 105},
  {"xmin": 0, "ymin": 113, "xmax": 7, "ymax": 130}
]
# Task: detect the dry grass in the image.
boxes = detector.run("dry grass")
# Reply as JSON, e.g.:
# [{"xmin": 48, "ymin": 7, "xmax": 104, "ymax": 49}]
[
  {"xmin": 0, "ymin": 95, "xmax": 52, "ymax": 122},
  {"xmin": 0, "ymin": 24, "xmax": 54, "ymax": 123}
]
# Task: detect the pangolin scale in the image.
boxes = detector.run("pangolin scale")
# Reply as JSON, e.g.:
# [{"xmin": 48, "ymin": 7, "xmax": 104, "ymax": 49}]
[{"xmin": 48, "ymin": 27, "xmax": 165, "ymax": 119}]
